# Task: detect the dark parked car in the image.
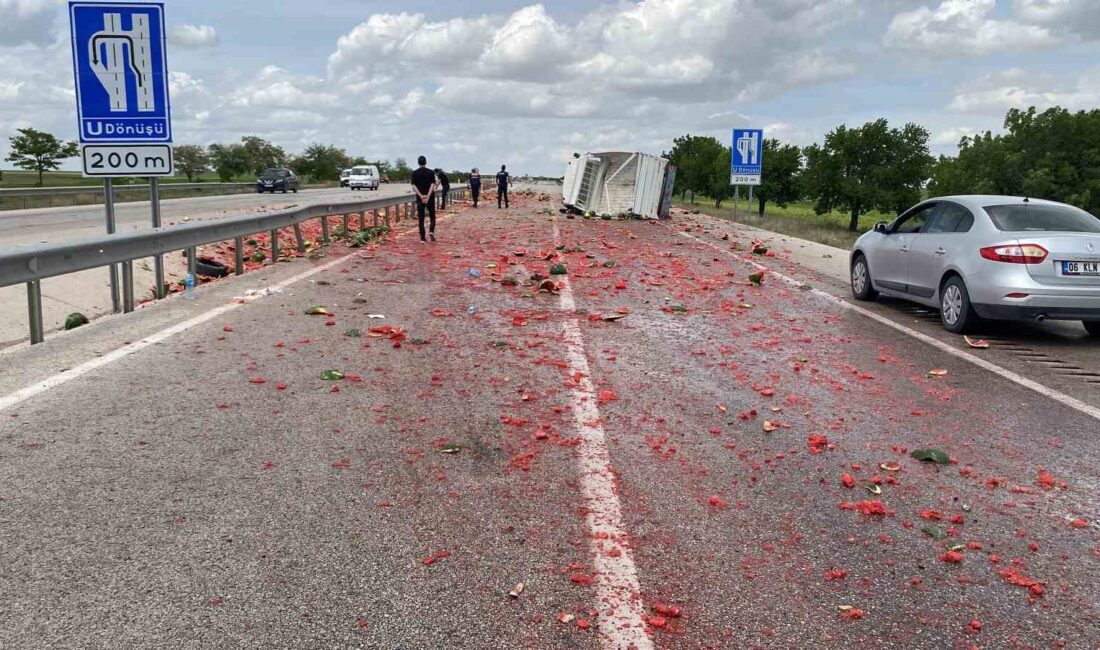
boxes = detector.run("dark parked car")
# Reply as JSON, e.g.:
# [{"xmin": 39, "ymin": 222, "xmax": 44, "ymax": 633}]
[{"xmin": 257, "ymin": 168, "xmax": 299, "ymax": 194}]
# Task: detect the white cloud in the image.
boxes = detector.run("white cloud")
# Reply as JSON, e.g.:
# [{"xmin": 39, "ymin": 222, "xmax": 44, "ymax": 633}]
[
  {"xmin": 933, "ymin": 126, "xmax": 979, "ymax": 146},
  {"xmin": 0, "ymin": 0, "xmax": 61, "ymax": 46},
  {"xmin": 169, "ymin": 24, "xmax": 218, "ymax": 48},
  {"xmin": 947, "ymin": 66, "xmax": 1100, "ymax": 114},
  {"xmin": 0, "ymin": 81, "xmax": 23, "ymax": 101},
  {"xmin": 434, "ymin": 142, "xmax": 477, "ymax": 154},
  {"xmin": 327, "ymin": 0, "xmax": 862, "ymax": 113},
  {"xmin": 1014, "ymin": 0, "xmax": 1100, "ymax": 40},
  {"xmin": 885, "ymin": 0, "xmax": 1055, "ymax": 57}
]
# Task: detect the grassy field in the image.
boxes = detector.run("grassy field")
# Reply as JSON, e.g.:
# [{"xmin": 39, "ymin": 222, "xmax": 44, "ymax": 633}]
[{"xmin": 675, "ymin": 197, "xmax": 893, "ymax": 249}]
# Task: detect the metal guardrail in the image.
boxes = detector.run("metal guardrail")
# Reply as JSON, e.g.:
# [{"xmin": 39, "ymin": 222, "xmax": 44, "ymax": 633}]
[
  {"xmin": 0, "ymin": 188, "xmax": 467, "ymax": 344},
  {"xmin": 0, "ymin": 182, "xmax": 256, "ymax": 211},
  {"xmin": 0, "ymin": 182, "xmax": 253, "ymax": 198}
]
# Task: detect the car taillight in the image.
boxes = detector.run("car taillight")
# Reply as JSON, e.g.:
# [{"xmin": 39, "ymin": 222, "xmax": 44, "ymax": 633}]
[{"xmin": 979, "ymin": 244, "xmax": 1048, "ymax": 264}]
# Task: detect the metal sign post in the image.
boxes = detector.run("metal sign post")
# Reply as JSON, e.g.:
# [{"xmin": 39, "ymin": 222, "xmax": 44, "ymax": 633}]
[
  {"xmin": 104, "ymin": 177, "xmax": 120, "ymax": 312},
  {"xmin": 69, "ymin": 2, "xmax": 173, "ymax": 322},
  {"xmin": 150, "ymin": 177, "xmax": 164, "ymax": 298},
  {"xmin": 733, "ymin": 186, "xmax": 739, "ymax": 221}
]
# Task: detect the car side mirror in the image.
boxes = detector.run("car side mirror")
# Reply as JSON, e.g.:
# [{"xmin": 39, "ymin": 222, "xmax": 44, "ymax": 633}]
[{"xmin": 873, "ymin": 221, "xmax": 889, "ymax": 234}]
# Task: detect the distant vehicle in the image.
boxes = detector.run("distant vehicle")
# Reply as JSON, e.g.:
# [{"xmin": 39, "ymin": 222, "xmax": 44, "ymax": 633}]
[
  {"xmin": 348, "ymin": 165, "xmax": 379, "ymax": 191},
  {"xmin": 380, "ymin": 174, "xmax": 390, "ymax": 184},
  {"xmin": 257, "ymin": 168, "xmax": 298, "ymax": 194},
  {"xmin": 850, "ymin": 195, "xmax": 1100, "ymax": 335},
  {"xmin": 339, "ymin": 169, "xmax": 351, "ymax": 187}
]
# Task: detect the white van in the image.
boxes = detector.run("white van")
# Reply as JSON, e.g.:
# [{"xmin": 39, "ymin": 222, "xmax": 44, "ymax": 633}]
[{"xmin": 348, "ymin": 165, "xmax": 380, "ymax": 191}]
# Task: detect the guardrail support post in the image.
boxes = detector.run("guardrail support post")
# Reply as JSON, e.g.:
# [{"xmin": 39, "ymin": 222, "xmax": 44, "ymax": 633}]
[
  {"xmin": 371, "ymin": 210, "xmax": 378, "ymax": 228},
  {"xmin": 270, "ymin": 229, "xmax": 280, "ymax": 263},
  {"xmin": 359, "ymin": 211, "xmax": 366, "ymax": 231},
  {"xmin": 150, "ymin": 178, "xmax": 165, "ymax": 299},
  {"xmin": 293, "ymin": 223, "xmax": 306, "ymax": 253},
  {"xmin": 342, "ymin": 214, "xmax": 349, "ymax": 235},
  {"xmin": 320, "ymin": 215, "xmax": 330, "ymax": 243},
  {"xmin": 234, "ymin": 237, "xmax": 245, "ymax": 275},
  {"xmin": 186, "ymin": 247, "xmax": 197, "ymax": 278},
  {"xmin": 121, "ymin": 261, "xmax": 135, "ymax": 313},
  {"xmin": 27, "ymin": 280, "xmax": 44, "ymax": 345}
]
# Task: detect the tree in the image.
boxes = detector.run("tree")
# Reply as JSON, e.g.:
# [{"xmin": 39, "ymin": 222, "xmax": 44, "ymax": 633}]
[
  {"xmin": 390, "ymin": 157, "xmax": 412, "ymax": 181},
  {"xmin": 5, "ymin": 128, "xmax": 79, "ymax": 186},
  {"xmin": 291, "ymin": 144, "xmax": 351, "ymax": 182},
  {"xmin": 707, "ymin": 144, "xmax": 734, "ymax": 209},
  {"xmin": 803, "ymin": 119, "xmax": 933, "ymax": 231},
  {"xmin": 928, "ymin": 106, "xmax": 1100, "ymax": 215},
  {"xmin": 755, "ymin": 139, "xmax": 802, "ymax": 216},
  {"xmin": 239, "ymin": 136, "xmax": 287, "ymax": 175},
  {"xmin": 207, "ymin": 143, "xmax": 249, "ymax": 182},
  {"xmin": 173, "ymin": 144, "xmax": 208, "ymax": 181}
]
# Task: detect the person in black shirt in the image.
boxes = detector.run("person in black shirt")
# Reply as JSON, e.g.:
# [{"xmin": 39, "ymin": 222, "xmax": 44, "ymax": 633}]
[
  {"xmin": 496, "ymin": 164, "xmax": 510, "ymax": 208},
  {"xmin": 435, "ymin": 169, "xmax": 451, "ymax": 211},
  {"xmin": 469, "ymin": 168, "xmax": 481, "ymax": 207},
  {"xmin": 411, "ymin": 156, "xmax": 438, "ymax": 242}
]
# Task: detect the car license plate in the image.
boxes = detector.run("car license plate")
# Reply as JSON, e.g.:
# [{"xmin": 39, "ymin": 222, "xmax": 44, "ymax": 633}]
[{"xmin": 1061, "ymin": 261, "xmax": 1100, "ymax": 276}]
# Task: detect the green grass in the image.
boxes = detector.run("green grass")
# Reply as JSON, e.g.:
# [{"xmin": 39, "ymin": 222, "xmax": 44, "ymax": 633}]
[{"xmin": 675, "ymin": 197, "xmax": 893, "ymax": 249}]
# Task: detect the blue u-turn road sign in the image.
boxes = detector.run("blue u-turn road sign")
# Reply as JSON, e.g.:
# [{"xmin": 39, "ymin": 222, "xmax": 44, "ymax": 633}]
[
  {"xmin": 69, "ymin": 2, "xmax": 172, "ymax": 144},
  {"xmin": 731, "ymin": 128, "xmax": 763, "ymax": 186}
]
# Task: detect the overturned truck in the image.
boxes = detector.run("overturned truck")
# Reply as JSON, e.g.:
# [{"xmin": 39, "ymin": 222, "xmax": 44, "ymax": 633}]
[{"xmin": 561, "ymin": 152, "xmax": 676, "ymax": 219}]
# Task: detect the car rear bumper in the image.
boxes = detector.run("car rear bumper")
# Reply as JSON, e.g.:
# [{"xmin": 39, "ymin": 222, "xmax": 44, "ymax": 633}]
[{"xmin": 973, "ymin": 302, "xmax": 1100, "ymax": 322}]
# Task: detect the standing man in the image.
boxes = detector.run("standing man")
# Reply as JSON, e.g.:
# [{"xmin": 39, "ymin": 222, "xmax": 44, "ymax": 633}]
[
  {"xmin": 436, "ymin": 169, "xmax": 451, "ymax": 211},
  {"xmin": 411, "ymin": 156, "xmax": 438, "ymax": 242},
  {"xmin": 469, "ymin": 168, "xmax": 481, "ymax": 208},
  {"xmin": 496, "ymin": 164, "xmax": 510, "ymax": 209}
]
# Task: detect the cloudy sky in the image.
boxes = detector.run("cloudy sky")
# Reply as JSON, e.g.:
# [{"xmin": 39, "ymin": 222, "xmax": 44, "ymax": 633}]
[{"xmin": 0, "ymin": 0, "xmax": 1098, "ymax": 175}]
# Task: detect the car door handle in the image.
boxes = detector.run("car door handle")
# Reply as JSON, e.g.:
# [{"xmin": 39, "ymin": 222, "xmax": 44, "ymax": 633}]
[{"xmin": 934, "ymin": 248, "xmax": 947, "ymax": 255}]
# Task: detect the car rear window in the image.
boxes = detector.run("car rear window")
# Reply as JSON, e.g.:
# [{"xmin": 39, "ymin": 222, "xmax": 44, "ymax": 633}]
[{"xmin": 985, "ymin": 204, "xmax": 1100, "ymax": 233}]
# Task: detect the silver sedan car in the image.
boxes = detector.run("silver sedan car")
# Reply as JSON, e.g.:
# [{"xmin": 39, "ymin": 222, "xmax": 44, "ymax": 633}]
[{"xmin": 850, "ymin": 195, "xmax": 1100, "ymax": 335}]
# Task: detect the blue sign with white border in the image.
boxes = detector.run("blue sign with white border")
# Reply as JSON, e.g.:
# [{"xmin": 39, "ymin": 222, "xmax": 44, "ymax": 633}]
[
  {"xmin": 69, "ymin": 2, "xmax": 171, "ymax": 143},
  {"xmin": 731, "ymin": 128, "xmax": 763, "ymax": 185}
]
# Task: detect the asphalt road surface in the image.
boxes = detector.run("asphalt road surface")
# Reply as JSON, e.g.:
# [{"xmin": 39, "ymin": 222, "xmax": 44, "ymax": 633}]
[
  {"xmin": 0, "ymin": 193, "xmax": 1097, "ymax": 649},
  {"xmin": 0, "ymin": 185, "xmax": 413, "ymax": 248}
]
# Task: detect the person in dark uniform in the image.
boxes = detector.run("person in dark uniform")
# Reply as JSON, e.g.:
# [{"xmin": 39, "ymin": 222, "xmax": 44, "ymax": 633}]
[
  {"xmin": 435, "ymin": 169, "xmax": 451, "ymax": 211},
  {"xmin": 469, "ymin": 168, "xmax": 481, "ymax": 207},
  {"xmin": 496, "ymin": 164, "xmax": 510, "ymax": 208},
  {"xmin": 411, "ymin": 156, "xmax": 437, "ymax": 242}
]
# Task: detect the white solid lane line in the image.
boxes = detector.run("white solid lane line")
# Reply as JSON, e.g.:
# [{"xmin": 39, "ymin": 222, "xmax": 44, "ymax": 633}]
[
  {"xmin": 554, "ymin": 222, "xmax": 654, "ymax": 650},
  {"xmin": 0, "ymin": 217, "xmax": 442, "ymax": 414},
  {"xmin": 679, "ymin": 230, "xmax": 1100, "ymax": 423}
]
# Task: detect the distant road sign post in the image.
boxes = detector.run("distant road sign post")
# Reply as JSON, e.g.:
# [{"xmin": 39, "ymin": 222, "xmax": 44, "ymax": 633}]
[
  {"xmin": 731, "ymin": 128, "xmax": 763, "ymax": 220},
  {"xmin": 69, "ymin": 1, "xmax": 173, "ymax": 313}
]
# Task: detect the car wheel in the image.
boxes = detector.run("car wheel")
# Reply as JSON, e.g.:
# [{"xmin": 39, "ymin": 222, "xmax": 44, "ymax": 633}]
[
  {"xmin": 940, "ymin": 275, "xmax": 978, "ymax": 334},
  {"xmin": 850, "ymin": 254, "xmax": 878, "ymax": 301},
  {"xmin": 1084, "ymin": 321, "xmax": 1100, "ymax": 337},
  {"xmin": 292, "ymin": 188, "xmax": 298, "ymax": 193},
  {"xmin": 257, "ymin": 189, "xmax": 263, "ymax": 194}
]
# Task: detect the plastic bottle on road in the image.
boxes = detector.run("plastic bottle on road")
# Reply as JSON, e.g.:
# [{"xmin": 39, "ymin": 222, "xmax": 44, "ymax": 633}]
[
  {"xmin": 467, "ymin": 305, "xmax": 477, "ymax": 315},
  {"xmin": 183, "ymin": 272, "xmax": 197, "ymax": 300}
]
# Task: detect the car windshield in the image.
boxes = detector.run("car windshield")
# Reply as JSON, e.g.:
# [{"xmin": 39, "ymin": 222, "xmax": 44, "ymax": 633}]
[
  {"xmin": 985, "ymin": 204, "xmax": 1100, "ymax": 233},
  {"xmin": 340, "ymin": 170, "xmax": 350, "ymax": 177},
  {"xmin": 260, "ymin": 169, "xmax": 283, "ymax": 179},
  {"xmin": 352, "ymin": 167, "xmax": 371, "ymax": 176}
]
